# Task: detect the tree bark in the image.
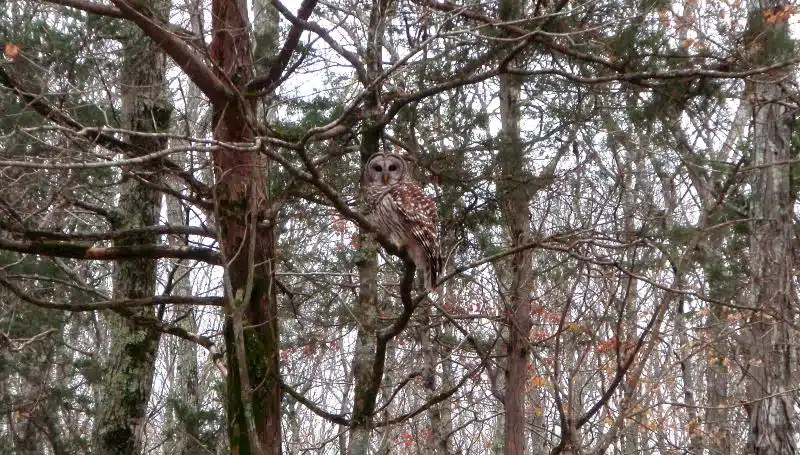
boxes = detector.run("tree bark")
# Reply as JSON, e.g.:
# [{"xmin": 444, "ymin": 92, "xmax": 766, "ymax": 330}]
[
  {"xmin": 417, "ymin": 307, "xmax": 450, "ymax": 454},
  {"xmin": 92, "ymin": 6, "xmax": 170, "ymax": 452},
  {"xmin": 498, "ymin": 2, "xmax": 534, "ymax": 454},
  {"xmin": 165, "ymin": 164, "xmax": 204, "ymax": 454},
  {"xmin": 742, "ymin": 5, "xmax": 797, "ymax": 453},
  {"xmin": 348, "ymin": 0, "xmax": 390, "ymax": 452},
  {"xmin": 208, "ymin": 0, "xmax": 281, "ymax": 452}
]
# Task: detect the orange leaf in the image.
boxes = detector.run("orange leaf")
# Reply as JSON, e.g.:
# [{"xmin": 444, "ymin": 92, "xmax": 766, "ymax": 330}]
[
  {"xmin": 4, "ymin": 43, "xmax": 20, "ymax": 59},
  {"xmin": 530, "ymin": 375, "xmax": 548, "ymax": 388}
]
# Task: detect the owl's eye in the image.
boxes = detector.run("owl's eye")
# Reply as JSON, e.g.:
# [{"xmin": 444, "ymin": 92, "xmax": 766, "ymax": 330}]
[
  {"xmin": 373, "ymin": 165, "xmax": 382, "ymax": 172},
  {"xmin": 388, "ymin": 164, "xmax": 397, "ymax": 171}
]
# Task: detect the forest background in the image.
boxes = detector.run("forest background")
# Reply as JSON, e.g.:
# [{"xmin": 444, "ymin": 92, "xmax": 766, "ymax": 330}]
[{"xmin": 0, "ymin": 0, "xmax": 799, "ymax": 453}]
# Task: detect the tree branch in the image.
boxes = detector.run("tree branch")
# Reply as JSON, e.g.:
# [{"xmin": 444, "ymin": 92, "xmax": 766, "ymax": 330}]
[
  {"xmin": 0, "ymin": 277, "xmax": 222, "ymax": 311},
  {"xmin": 509, "ymin": 58, "xmax": 800, "ymax": 85},
  {"xmin": 246, "ymin": 0, "xmax": 318, "ymax": 95},
  {"xmin": 1, "ymin": 273, "xmax": 226, "ymax": 373},
  {"xmin": 270, "ymin": 0, "xmax": 367, "ymax": 84},
  {"xmin": 39, "ymin": 0, "xmax": 204, "ymax": 46},
  {"xmin": 374, "ymin": 359, "xmax": 485, "ymax": 427},
  {"xmin": 108, "ymin": 0, "xmax": 232, "ymax": 105},
  {"xmin": 0, "ymin": 237, "xmax": 221, "ymax": 264},
  {"xmin": 0, "ymin": 144, "xmax": 207, "ymax": 170},
  {"xmin": 0, "ymin": 65, "xmax": 210, "ymax": 195},
  {"xmin": 114, "ymin": 306, "xmax": 226, "ymax": 375},
  {"xmin": 280, "ymin": 379, "xmax": 350, "ymax": 425},
  {"xmin": 2, "ymin": 224, "xmax": 214, "ymax": 243},
  {"xmin": 41, "ymin": 0, "xmax": 124, "ymax": 17}
]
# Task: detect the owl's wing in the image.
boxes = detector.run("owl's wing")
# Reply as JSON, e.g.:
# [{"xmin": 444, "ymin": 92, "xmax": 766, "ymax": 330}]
[{"xmin": 389, "ymin": 183, "xmax": 442, "ymax": 281}]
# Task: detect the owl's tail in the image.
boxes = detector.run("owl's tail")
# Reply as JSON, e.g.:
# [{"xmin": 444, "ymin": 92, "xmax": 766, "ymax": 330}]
[{"xmin": 427, "ymin": 253, "xmax": 443, "ymax": 290}]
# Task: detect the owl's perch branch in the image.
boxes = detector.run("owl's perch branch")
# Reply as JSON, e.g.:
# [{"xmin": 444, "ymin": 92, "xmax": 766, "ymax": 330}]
[
  {"xmin": 279, "ymin": 257, "xmax": 440, "ymax": 429},
  {"xmin": 267, "ymin": 143, "xmax": 423, "ymax": 426},
  {"xmin": 377, "ymin": 258, "xmax": 416, "ymax": 340},
  {"xmin": 365, "ymin": 260, "xmax": 417, "ymax": 421}
]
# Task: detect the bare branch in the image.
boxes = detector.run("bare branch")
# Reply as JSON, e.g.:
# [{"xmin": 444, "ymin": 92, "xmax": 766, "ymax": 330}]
[
  {"xmin": 108, "ymin": 0, "xmax": 232, "ymax": 105},
  {"xmin": 246, "ymin": 0, "xmax": 319, "ymax": 95},
  {"xmin": 280, "ymin": 380, "xmax": 350, "ymax": 426},
  {"xmin": 0, "ymin": 65, "xmax": 210, "ymax": 195},
  {"xmin": 2, "ymin": 225, "xmax": 215, "ymax": 242},
  {"xmin": 0, "ymin": 329, "xmax": 58, "ymax": 352},
  {"xmin": 509, "ymin": 59, "xmax": 800, "ymax": 85},
  {"xmin": 0, "ymin": 145, "xmax": 207, "ymax": 169},
  {"xmin": 271, "ymin": 0, "xmax": 367, "ymax": 84},
  {"xmin": 0, "ymin": 237, "xmax": 221, "ymax": 264},
  {"xmin": 41, "ymin": 0, "xmax": 124, "ymax": 17},
  {"xmin": 0, "ymin": 277, "xmax": 222, "ymax": 311}
]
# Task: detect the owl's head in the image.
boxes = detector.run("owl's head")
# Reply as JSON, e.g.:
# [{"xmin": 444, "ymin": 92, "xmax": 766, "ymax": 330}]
[{"xmin": 364, "ymin": 153, "xmax": 407, "ymax": 187}]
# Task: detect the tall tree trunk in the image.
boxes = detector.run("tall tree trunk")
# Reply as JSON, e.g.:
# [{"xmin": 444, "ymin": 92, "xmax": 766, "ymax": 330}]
[
  {"xmin": 415, "ymin": 307, "xmax": 448, "ymax": 454},
  {"xmin": 349, "ymin": 0, "xmax": 390, "ymax": 452},
  {"xmin": 349, "ymin": 216, "xmax": 379, "ymax": 455},
  {"xmin": 165, "ymin": 7, "xmax": 206, "ymax": 450},
  {"xmin": 93, "ymin": 5, "xmax": 171, "ymax": 452},
  {"xmin": 497, "ymin": 1, "xmax": 533, "ymax": 454},
  {"xmin": 619, "ymin": 138, "xmax": 640, "ymax": 455},
  {"xmin": 704, "ymin": 299, "xmax": 733, "ymax": 454},
  {"xmin": 743, "ymin": 4, "xmax": 797, "ymax": 453},
  {"xmin": 702, "ymin": 229, "xmax": 735, "ymax": 454},
  {"xmin": 165, "ymin": 179, "xmax": 203, "ymax": 454},
  {"xmin": 209, "ymin": 0, "xmax": 280, "ymax": 453}
]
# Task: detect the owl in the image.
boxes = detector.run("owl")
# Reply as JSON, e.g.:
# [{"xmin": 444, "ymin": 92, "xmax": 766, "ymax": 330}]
[{"xmin": 363, "ymin": 152, "xmax": 442, "ymax": 290}]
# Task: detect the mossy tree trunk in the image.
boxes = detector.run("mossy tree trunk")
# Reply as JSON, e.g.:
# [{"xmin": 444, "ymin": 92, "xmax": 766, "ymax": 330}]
[
  {"xmin": 93, "ymin": 2, "xmax": 171, "ymax": 452},
  {"xmin": 209, "ymin": 0, "xmax": 280, "ymax": 453}
]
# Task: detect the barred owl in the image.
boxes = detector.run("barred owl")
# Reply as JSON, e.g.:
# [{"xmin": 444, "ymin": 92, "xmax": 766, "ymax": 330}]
[{"xmin": 363, "ymin": 152, "xmax": 442, "ymax": 289}]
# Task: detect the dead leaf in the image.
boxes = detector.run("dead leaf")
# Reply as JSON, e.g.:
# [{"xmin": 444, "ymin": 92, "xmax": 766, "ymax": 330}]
[{"xmin": 4, "ymin": 43, "xmax": 20, "ymax": 59}]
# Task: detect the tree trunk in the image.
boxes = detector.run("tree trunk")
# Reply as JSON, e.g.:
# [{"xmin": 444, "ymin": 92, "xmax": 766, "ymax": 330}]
[
  {"xmin": 349, "ymin": 221, "xmax": 380, "ymax": 454},
  {"xmin": 743, "ymin": 5, "xmax": 797, "ymax": 453},
  {"xmin": 497, "ymin": 1, "xmax": 533, "ymax": 454},
  {"xmin": 348, "ymin": 0, "xmax": 390, "ymax": 452},
  {"xmin": 93, "ymin": 7, "xmax": 170, "ymax": 452},
  {"xmin": 417, "ymin": 307, "xmax": 450, "ymax": 454},
  {"xmin": 165, "ymin": 179, "xmax": 203, "ymax": 454},
  {"xmin": 164, "ymin": 8, "xmax": 206, "ymax": 451},
  {"xmin": 702, "ymin": 235, "xmax": 734, "ymax": 454},
  {"xmin": 208, "ymin": 0, "xmax": 280, "ymax": 453}
]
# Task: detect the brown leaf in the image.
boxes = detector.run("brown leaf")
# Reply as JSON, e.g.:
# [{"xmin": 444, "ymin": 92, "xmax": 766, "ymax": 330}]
[{"xmin": 4, "ymin": 43, "xmax": 20, "ymax": 59}]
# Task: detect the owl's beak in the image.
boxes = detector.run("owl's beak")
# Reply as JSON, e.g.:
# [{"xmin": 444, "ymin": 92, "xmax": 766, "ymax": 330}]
[{"xmin": 382, "ymin": 174, "xmax": 389, "ymax": 184}]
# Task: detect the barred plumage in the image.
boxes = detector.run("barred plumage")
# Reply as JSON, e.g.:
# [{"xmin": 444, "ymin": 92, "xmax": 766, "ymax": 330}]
[{"xmin": 363, "ymin": 153, "xmax": 442, "ymax": 289}]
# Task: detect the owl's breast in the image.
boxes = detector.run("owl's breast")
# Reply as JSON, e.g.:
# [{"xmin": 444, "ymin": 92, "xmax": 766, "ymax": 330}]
[
  {"xmin": 364, "ymin": 185, "xmax": 388, "ymax": 209},
  {"xmin": 372, "ymin": 191, "xmax": 409, "ymax": 249}
]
